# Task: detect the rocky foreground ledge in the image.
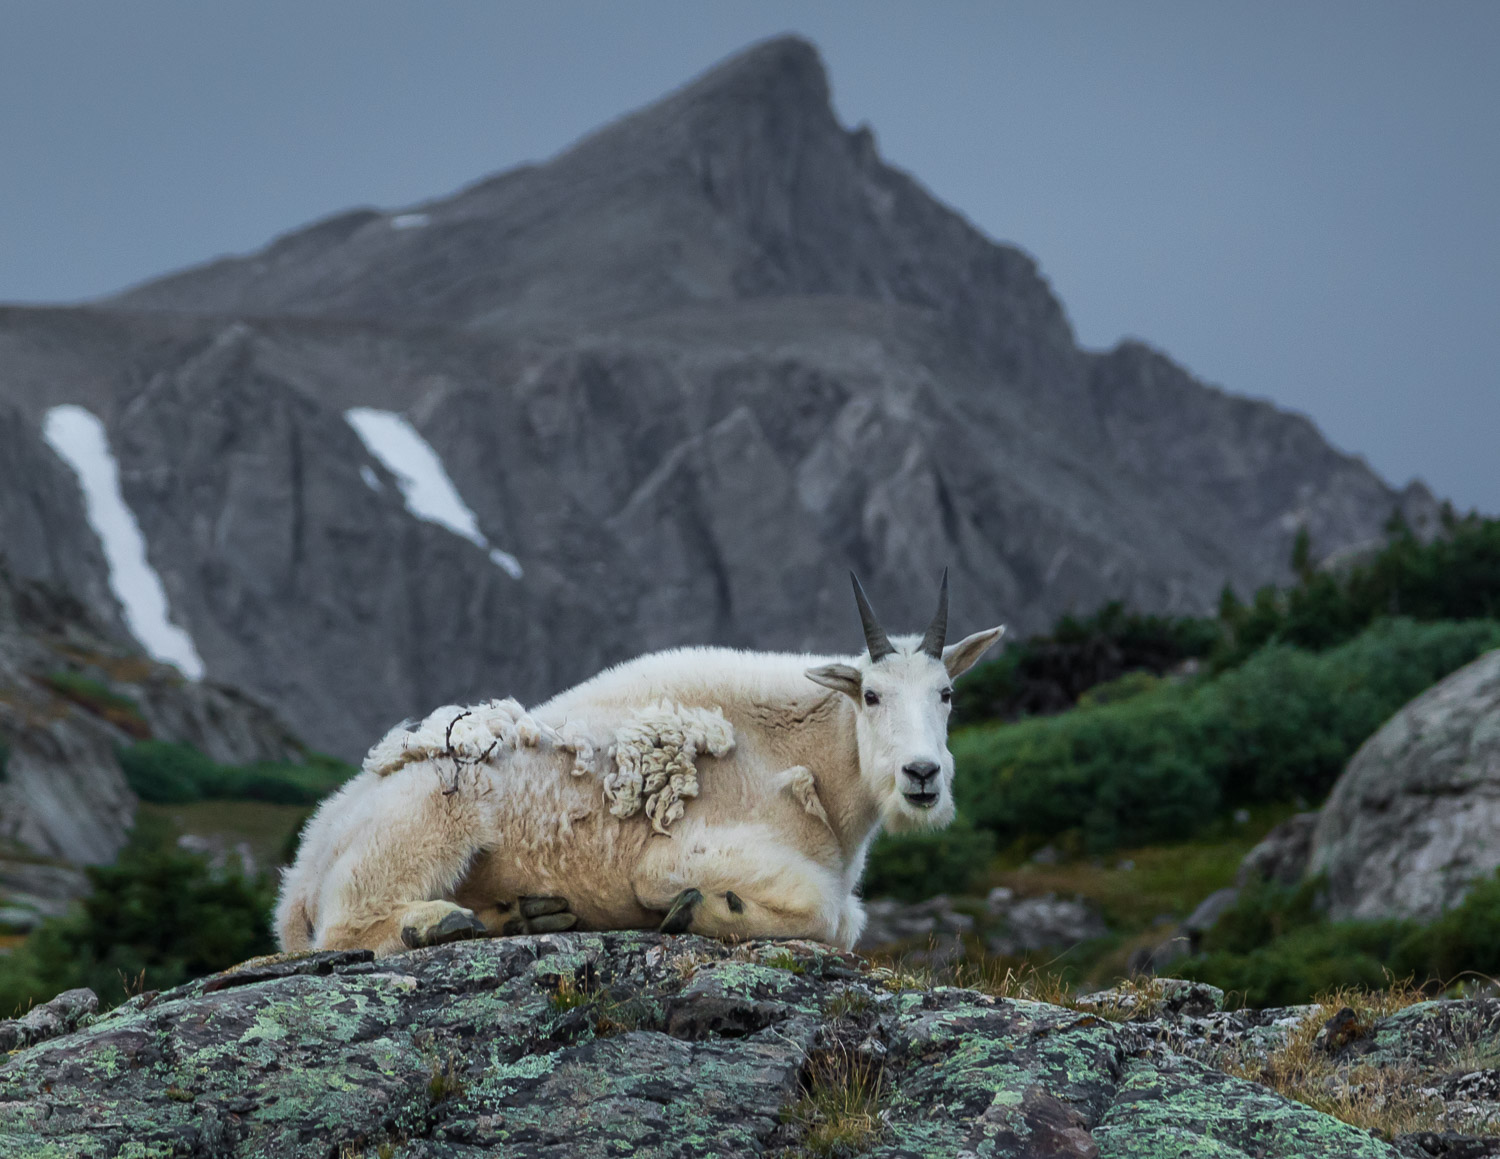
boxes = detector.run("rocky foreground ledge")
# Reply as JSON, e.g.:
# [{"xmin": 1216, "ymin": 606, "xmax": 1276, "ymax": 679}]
[{"xmin": 2, "ymin": 934, "xmax": 1498, "ymax": 1158}]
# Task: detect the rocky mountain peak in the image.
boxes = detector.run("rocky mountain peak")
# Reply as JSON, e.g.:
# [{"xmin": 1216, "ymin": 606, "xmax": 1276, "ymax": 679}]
[
  {"xmin": 1, "ymin": 40, "xmax": 1436, "ymax": 761},
  {"xmin": 644, "ymin": 34, "xmax": 833, "ymax": 132}
]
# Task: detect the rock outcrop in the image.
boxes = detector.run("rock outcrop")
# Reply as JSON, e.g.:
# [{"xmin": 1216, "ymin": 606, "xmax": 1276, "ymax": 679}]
[
  {"xmin": 0, "ymin": 37, "xmax": 1437, "ymax": 759},
  {"xmin": 0, "ymin": 561, "xmax": 303, "ymax": 874},
  {"xmin": 1310, "ymin": 648, "xmax": 1500, "ymax": 921},
  {"xmin": 7, "ymin": 932, "xmax": 1497, "ymax": 1157}
]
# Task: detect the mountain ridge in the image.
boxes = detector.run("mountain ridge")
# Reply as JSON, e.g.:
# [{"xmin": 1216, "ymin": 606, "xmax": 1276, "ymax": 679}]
[{"xmin": 0, "ymin": 36, "xmax": 1437, "ymax": 762}]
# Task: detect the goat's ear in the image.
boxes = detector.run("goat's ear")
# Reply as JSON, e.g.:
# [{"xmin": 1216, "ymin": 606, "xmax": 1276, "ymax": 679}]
[
  {"xmin": 805, "ymin": 663, "xmax": 863, "ymax": 699},
  {"xmin": 942, "ymin": 626, "xmax": 1005, "ymax": 679}
]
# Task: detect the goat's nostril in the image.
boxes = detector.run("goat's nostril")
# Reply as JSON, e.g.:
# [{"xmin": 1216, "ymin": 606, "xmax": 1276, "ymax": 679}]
[{"xmin": 903, "ymin": 761, "xmax": 940, "ymax": 784}]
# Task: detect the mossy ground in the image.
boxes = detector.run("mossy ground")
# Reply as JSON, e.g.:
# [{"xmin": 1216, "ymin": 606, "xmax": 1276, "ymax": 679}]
[{"xmin": 140, "ymin": 799, "xmax": 309, "ymax": 871}]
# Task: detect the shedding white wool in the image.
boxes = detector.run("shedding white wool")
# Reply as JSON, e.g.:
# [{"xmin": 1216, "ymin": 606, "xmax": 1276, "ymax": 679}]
[
  {"xmin": 776, "ymin": 765, "xmax": 833, "ymax": 831},
  {"xmin": 362, "ymin": 698, "xmax": 565, "ymax": 777},
  {"xmin": 603, "ymin": 702, "xmax": 735, "ymax": 835},
  {"xmin": 361, "ymin": 697, "xmax": 734, "ymax": 836}
]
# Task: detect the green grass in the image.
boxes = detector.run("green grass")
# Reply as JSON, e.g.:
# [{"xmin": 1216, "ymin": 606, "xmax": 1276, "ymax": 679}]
[
  {"xmin": 986, "ymin": 801, "xmax": 1299, "ymax": 930},
  {"xmin": 139, "ymin": 800, "xmax": 312, "ymax": 872}
]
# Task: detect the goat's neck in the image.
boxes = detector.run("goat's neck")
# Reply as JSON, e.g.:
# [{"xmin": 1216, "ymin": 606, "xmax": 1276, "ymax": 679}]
[{"xmin": 789, "ymin": 695, "xmax": 883, "ymax": 867}]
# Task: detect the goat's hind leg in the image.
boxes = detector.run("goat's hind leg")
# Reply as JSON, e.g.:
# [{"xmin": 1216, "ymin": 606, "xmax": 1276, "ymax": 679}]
[{"xmin": 313, "ymin": 765, "xmax": 495, "ymax": 955}]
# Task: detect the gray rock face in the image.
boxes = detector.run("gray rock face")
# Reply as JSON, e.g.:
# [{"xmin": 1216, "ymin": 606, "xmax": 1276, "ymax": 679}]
[
  {"xmin": 0, "ymin": 561, "xmax": 304, "ymax": 866},
  {"xmin": 0, "ymin": 38, "xmax": 1437, "ymax": 759},
  {"xmin": 0, "ymin": 933, "xmax": 1434, "ymax": 1157},
  {"xmin": 986, "ymin": 887, "xmax": 1109, "ymax": 955},
  {"xmin": 1238, "ymin": 811, "xmax": 1321, "ymax": 888},
  {"xmin": 1310, "ymin": 649, "xmax": 1500, "ymax": 921},
  {"xmin": 0, "ymin": 402, "xmax": 124, "ymax": 639},
  {"xmin": 858, "ymin": 895, "xmax": 976, "ymax": 965}
]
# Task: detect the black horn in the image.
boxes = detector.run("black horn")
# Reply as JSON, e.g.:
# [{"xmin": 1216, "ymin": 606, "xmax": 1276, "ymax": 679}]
[
  {"xmin": 918, "ymin": 569, "xmax": 949, "ymax": 658},
  {"xmin": 850, "ymin": 572, "xmax": 895, "ymax": 662}
]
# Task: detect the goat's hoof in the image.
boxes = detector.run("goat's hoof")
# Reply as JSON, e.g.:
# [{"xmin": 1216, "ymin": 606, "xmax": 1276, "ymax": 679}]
[
  {"xmin": 519, "ymin": 895, "xmax": 570, "ymax": 919},
  {"xmin": 502, "ymin": 896, "xmax": 579, "ymax": 935},
  {"xmin": 401, "ymin": 903, "xmax": 486, "ymax": 949},
  {"xmin": 526, "ymin": 913, "xmax": 579, "ymax": 934},
  {"xmin": 659, "ymin": 888, "xmax": 703, "ymax": 935}
]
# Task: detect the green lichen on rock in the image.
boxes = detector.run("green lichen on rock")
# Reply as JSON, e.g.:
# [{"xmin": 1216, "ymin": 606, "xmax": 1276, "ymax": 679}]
[
  {"xmin": 0, "ymin": 934, "xmax": 1492, "ymax": 1157},
  {"xmin": 1095, "ymin": 1054, "xmax": 1397, "ymax": 1158}
]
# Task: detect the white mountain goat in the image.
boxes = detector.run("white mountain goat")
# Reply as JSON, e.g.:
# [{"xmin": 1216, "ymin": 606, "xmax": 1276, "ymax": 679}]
[{"xmin": 275, "ymin": 574, "xmax": 1002, "ymax": 955}]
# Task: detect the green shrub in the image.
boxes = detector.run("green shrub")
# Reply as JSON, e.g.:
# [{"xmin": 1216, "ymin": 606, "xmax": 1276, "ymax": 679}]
[
  {"xmin": 1217, "ymin": 511, "xmax": 1500, "ymax": 667},
  {"xmin": 1183, "ymin": 920, "xmax": 1413, "ymax": 1008},
  {"xmin": 954, "ymin": 514, "xmax": 1500, "ymax": 731},
  {"xmin": 954, "ymin": 618, "xmax": 1500, "ymax": 851},
  {"xmin": 0, "ymin": 816, "xmax": 276, "ymax": 1015},
  {"xmin": 1175, "ymin": 870, "xmax": 1500, "ymax": 1007},
  {"xmin": 117, "ymin": 741, "xmax": 354, "ymax": 805},
  {"xmin": 1395, "ymin": 870, "xmax": 1500, "ymax": 983},
  {"xmin": 117, "ymin": 740, "xmax": 217, "ymax": 803},
  {"xmin": 862, "ymin": 815, "xmax": 996, "ymax": 902},
  {"xmin": 953, "ymin": 600, "xmax": 1220, "ymax": 727}
]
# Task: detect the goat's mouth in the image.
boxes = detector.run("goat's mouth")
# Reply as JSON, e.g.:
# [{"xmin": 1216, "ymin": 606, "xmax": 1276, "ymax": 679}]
[{"xmin": 903, "ymin": 790, "xmax": 939, "ymax": 810}]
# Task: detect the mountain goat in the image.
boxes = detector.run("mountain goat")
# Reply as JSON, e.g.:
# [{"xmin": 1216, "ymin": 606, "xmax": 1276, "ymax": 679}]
[{"xmin": 275, "ymin": 574, "xmax": 1002, "ymax": 955}]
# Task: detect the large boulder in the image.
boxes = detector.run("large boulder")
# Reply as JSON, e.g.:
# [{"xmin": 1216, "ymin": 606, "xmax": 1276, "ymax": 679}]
[
  {"xmin": 0, "ymin": 932, "xmax": 1453, "ymax": 1157},
  {"xmin": 1309, "ymin": 648, "xmax": 1500, "ymax": 921}
]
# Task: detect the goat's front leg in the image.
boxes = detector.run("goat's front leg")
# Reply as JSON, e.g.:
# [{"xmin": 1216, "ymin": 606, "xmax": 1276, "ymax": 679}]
[{"xmin": 633, "ymin": 821, "xmax": 847, "ymax": 946}]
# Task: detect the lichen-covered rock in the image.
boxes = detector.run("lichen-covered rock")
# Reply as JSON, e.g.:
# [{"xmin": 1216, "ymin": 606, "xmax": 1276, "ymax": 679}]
[
  {"xmin": 1310, "ymin": 648, "xmax": 1500, "ymax": 921},
  {"xmin": 8, "ymin": 934, "xmax": 1484, "ymax": 1157},
  {"xmin": 1095, "ymin": 1053, "xmax": 1395, "ymax": 1158},
  {"xmin": 0, "ymin": 986, "xmax": 97, "ymax": 1052}
]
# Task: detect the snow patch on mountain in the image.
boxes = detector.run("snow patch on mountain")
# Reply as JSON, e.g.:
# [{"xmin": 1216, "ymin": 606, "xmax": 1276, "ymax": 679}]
[
  {"xmin": 41, "ymin": 405, "xmax": 205, "ymax": 679},
  {"xmin": 344, "ymin": 407, "xmax": 522, "ymax": 579}
]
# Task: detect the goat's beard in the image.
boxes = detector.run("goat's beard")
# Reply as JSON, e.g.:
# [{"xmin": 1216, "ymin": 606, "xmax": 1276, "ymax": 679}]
[{"xmin": 878, "ymin": 783, "xmax": 957, "ymax": 834}]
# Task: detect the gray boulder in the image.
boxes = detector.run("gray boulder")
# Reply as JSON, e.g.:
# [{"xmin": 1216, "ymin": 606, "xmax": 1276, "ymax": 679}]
[
  {"xmin": 0, "ymin": 933, "xmax": 1434, "ymax": 1157},
  {"xmin": 1237, "ymin": 811, "xmax": 1320, "ymax": 888},
  {"xmin": 857, "ymin": 894, "xmax": 974, "ymax": 965},
  {"xmin": 1309, "ymin": 648, "xmax": 1500, "ymax": 921},
  {"xmin": 986, "ymin": 887, "xmax": 1109, "ymax": 955}
]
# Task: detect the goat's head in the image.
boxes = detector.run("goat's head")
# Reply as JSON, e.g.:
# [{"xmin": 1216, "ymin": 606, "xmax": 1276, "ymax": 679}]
[{"xmin": 805, "ymin": 571, "xmax": 1004, "ymax": 833}]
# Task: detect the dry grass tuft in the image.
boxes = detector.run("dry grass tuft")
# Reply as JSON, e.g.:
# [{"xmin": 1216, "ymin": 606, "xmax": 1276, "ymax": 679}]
[
  {"xmin": 545, "ymin": 972, "xmax": 648, "ymax": 1037},
  {"xmin": 780, "ymin": 1043, "xmax": 885, "ymax": 1158},
  {"xmin": 824, "ymin": 989, "xmax": 874, "ymax": 1020},
  {"xmin": 670, "ymin": 948, "xmax": 710, "ymax": 983},
  {"xmin": 1215, "ymin": 979, "xmax": 1466, "ymax": 1140}
]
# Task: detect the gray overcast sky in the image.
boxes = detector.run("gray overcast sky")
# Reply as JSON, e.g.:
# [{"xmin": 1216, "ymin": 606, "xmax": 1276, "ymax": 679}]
[{"xmin": 2, "ymin": 2, "xmax": 1496, "ymax": 515}]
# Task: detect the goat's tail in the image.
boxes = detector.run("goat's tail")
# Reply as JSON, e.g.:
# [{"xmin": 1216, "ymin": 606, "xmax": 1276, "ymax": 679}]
[{"xmin": 273, "ymin": 868, "xmax": 316, "ymax": 953}]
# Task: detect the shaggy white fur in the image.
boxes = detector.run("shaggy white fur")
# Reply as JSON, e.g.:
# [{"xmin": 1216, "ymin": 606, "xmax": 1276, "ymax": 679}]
[
  {"xmin": 601, "ymin": 702, "xmax": 735, "ymax": 833},
  {"xmin": 276, "ymin": 626, "xmax": 1003, "ymax": 958}
]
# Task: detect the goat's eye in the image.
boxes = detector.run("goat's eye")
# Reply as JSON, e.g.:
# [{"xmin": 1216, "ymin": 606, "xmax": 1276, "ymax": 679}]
[
  {"xmin": 863, "ymin": 690, "xmax": 880, "ymax": 706},
  {"xmin": 940, "ymin": 687, "xmax": 953, "ymax": 703}
]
